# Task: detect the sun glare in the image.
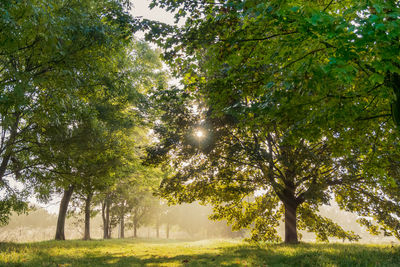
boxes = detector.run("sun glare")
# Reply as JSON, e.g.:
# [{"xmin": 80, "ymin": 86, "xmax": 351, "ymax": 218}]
[{"xmin": 195, "ymin": 129, "xmax": 204, "ymax": 138}]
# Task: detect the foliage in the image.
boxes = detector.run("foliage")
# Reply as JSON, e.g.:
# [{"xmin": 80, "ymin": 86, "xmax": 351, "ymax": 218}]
[
  {"xmin": 146, "ymin": 86, "xmax": 378, "ymax": 242},
  {"xmin": 0, "ymin": 0, "xmax": 139, "ymax": 224},
  {"xmin": 145, "ymin": 0, "xmax": 400, "ymax": 243},
  {"xmin": 147, "ymin": 0, "xmax": 400, "ymax": 126},
  {"xmin": 0, "ymin": 196, "xmax": 28, "ymax": 226}
]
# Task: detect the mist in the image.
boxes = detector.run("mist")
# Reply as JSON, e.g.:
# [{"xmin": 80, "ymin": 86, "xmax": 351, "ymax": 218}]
[{"xmin": 1, "ymin": 200, "xmax": 397, "ymax": 244}]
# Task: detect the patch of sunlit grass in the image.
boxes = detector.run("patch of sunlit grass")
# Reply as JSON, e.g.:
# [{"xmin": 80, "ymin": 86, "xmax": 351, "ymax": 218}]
[{"xmin": 0, "ymin": 239, "xmax": 399, "ymax": 266}]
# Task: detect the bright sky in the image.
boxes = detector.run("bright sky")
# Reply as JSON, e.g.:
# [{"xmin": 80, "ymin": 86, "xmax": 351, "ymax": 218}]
[{"xmin": 130, "ymin": 0, "xmax": 176, "ymax": 25}]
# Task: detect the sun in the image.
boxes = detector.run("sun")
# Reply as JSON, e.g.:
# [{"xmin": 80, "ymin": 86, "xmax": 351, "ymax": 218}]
[{"xmin": 195, "ymin": 129, "xmax": 204, "ymax": 138}]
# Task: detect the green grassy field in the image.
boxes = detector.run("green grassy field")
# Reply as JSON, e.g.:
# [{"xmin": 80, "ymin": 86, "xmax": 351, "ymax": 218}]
[{"xmin": 0, "ymin": 238, "xmax": 399, "ymax": 266}]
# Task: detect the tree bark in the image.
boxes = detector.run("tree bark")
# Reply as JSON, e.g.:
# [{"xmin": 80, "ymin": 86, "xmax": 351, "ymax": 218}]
[
  {"xmin": 102, "ymin": 200, "xmax": 107, "ymax": 239},
  {"xmin": 284, "ymin": 201, "xmax": 299, "ymax": 243},
  {"xmin": 120, "ymin": 214, "xmax": 125, "ymax": 239},
  {"xmin": 0, "ymin": 115, "xmax": 20, "ymax": 181},
  {"xmin": 106, "ymin": 198, "xmax": 111, "ymax": 238},
  {"xmin": 83, "ymin": 192, "xmax": 93, "ymax": 240},
  {"xmin": 108, "ymin": 225, "xmax": 112, "ymax": 239},
  {"xmin": 55, "ymin": 185, "xmax": 74, "ymax": 240},
  {"xmin": 102, "ymin": 196, "xmax": 111, "ymax": 239}
]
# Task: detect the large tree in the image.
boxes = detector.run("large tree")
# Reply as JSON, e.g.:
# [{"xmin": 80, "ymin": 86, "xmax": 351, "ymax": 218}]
[
  {"xmin": 147, "ymin": 88, "xmax": 379, "ymax": 243},
  {"xmin": 145, "ymin": 0, "xmax": 400, "ymax": 243}
]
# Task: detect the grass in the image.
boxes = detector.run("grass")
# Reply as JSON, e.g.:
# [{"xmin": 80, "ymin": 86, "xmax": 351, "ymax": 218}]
[{"xmin": 0, "ymin": 238, "xmax": 399, "ymax": 266}]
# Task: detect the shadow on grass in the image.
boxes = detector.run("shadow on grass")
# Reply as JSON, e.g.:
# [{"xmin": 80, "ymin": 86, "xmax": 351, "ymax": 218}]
[
  {"xmin": 1, "ymin": 250, "xmax": 244, "ymax": 267},
  {"xmin": 220, "ymin": 243, "xmax": 400, "ymax": 266},
  {"xmin": 1, "ymin": 238, "xmax": 187, "ymax": 251},
  {"xmin": 1, "ymin": 241, "xmax": 399, "ymax": 266}
]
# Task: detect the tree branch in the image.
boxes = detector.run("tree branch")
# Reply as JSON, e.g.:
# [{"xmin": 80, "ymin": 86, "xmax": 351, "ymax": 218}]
[
  {"xmin": 356, "ymin": 113, "xmax": 391, "ymax": 121},
  {"xmin": 323, "ymin": 0, "xmax": 335, "ymax": 12},
  {"xmin": 229, "ymin": 31, "xmax": 298, "ymax": 43},
  {"xmin": 283, "ymin": 48, "xmax": 325, "ymax": 69}
]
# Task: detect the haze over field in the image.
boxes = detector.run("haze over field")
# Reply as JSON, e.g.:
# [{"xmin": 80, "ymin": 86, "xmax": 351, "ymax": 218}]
[{"xmin": 1, "ymin": 202, "xmax": 398, "ymax": 244}]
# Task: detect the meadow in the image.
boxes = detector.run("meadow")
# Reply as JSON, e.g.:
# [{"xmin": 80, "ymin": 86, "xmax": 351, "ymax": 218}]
[{"xmin": 0, "ymin": 239, "xmax": 399, "ymax": 266}]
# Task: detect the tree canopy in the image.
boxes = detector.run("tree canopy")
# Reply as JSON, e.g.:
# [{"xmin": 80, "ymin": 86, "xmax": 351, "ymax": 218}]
[{"xmin": 145, "ymin": 0, "xmax": 400, "ymax": 243}]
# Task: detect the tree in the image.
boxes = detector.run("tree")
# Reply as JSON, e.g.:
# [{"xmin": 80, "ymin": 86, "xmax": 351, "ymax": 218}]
[
  {"xmin": 122, "ymin": 169, "xmax": 162, "ymax": 239},
  {"xmin": 149, "ymin": 88, "xmax": 373, "ymax": 243},
  {"xmin": 129, "ymin": 189, "xmax": 156, "ymax": 238},
  {"xmin": 144, "ymin": 0, "xmax": 400, "ymax": 243}
]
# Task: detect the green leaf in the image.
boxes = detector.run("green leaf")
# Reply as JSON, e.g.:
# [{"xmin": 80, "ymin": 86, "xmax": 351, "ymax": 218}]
[{"xmin": 369, "ymin": 73, "xmax": 384, "ymax": 84}]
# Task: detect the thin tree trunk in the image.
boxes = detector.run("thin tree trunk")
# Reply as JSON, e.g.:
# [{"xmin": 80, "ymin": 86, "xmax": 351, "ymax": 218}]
[
  {"xmin": 156, "ymin": 219, "xmax": 159, "ymax": 238},
  {"xmin": 55, "ymin": 185, "xmax": 74, "ymax": 240},
  {"xmin": 120, "ymin": 215, "xmax": 125, "ymax": 239},
  {"xmin": 284, "ymin": 202, "xmax": 298, "ymax": 243},
  {"xmin": 102, "ymin": 200, "xmax": 107, "ymax": 239},
  {"xmin": 119, "ymin": 200, "xmax": 125, "ymax": 239},
  {"xmin": 83, "ymin": 192, "xmax": 93, "ymax": 240},
  {"xmin": 133, "ymin": 219, "xmax": 137, "ymax": 238},
  {"xmin": 102, "ymin": 196, "xmax": 111, "ymax": 239},
  {"xmin": 106, "ymin": 199, "xmax": 111, "ymax": 238},
  {"xmin": 166, "ymin": 223, "xmax": 170, "ymax": 239}
]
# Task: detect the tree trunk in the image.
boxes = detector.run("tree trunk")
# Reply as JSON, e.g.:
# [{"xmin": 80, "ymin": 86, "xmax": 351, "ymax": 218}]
[
  {"xmin": 156, "ymin": 219, "xmax": 159, "ymax": 238},
  {"xmin": 166, "ymin": 223, "xmax": 170, "ymax": 239},
  {"xmin": 102, "ymin": 200, "xmax": 107, "ymax": 239},
  {"xmin": 55, "ymin": 185, "xmax": 74, "ymax": 240},
  {"xmin": 83, "ymin": 192, "xmax": 93, "ymax": 240},
  {"xmin": 106, "ymin": 199, "xmax": 111, "ymax": 238},
  {"xmin": 120, "ymin": 215, "xmax": 125, "ymax": 239},
  {"xmin": 0, "ymin": 149, "xmax": 12, "ymax": 181},
  {"xmin": 284, "ymin": 202, "xmax": 298, "ymax": 243},
  {"xmin": 0, "ymin": 115, "xmax": 20, "ymax": 181},
  {"xmin": 102, "ymin": 196, "xmax": 111, "ymax": 239},
  {"xmin": 133, "ymin": 219, "xmax": 137, "ymax": 238}
]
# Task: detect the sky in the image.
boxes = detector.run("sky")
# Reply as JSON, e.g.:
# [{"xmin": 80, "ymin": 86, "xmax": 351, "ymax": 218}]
[
  {"xmin": 130, "ymin": 0, "xmax": 176, "ymax": 25},
  {"xmin": 130, "ymin": 0, "xmax": 184, "ymax": 41}
]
